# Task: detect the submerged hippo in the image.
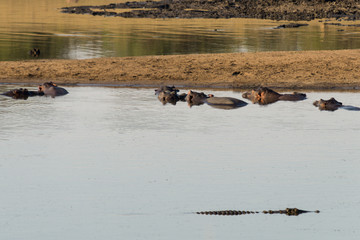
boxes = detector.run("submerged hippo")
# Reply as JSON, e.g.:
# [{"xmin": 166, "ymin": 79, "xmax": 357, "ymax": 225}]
[
  {"xmin": 313, "ymin": 98, "xmax": 360, "ymax": 111},
  {"xmin": 185, "ymin": 90, "xmax": 211, "ymax": 106},
  {"xmin": 157, "ymin": 91, "xmax": 179, "ymax": 105},
  {"xmin": 242, "ymin": 87, "xmax": 306, "ymax": 105},
  {"xmin": 1, "ymin": 88, "xmax": 43, "ymax": 99},
  {"xmin": 185, "ymin": 90, "xmax": 247, "ymax": 109},
  {"xmin": 38, "ymin": 82, "xmax": 68, "ymax": 97},
  {"xmin": 155, "ymin": 85, "xmax": 182, "ymax": 105},
  {"xmin": 205, "ymin": 96, "xmax": 248, "ymax": 109}
]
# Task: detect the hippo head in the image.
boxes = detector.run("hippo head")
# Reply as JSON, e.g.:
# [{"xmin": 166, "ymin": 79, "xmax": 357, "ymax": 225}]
[
  {"xmin": 38, "ymin": 82, "xmax": 57, "ymax": 92},
  {"xmin": 185, "ymin": 90, "xmax": 210, "ymax": 107},
  {"xmin": 242, "ymin": 89, "xmax": 262, "ymax": 104},
  {"xmin": 257, "ymin": 87, "xmax": 281, "ymax": 104},
  {"xmin": 243, "ymin": 87, "xmax": 282, "ymax": 105},
  {"xmin": 158, "ymin": 91, "xmax": 179, "ymax": 105},
  {"xmin": 313, "ymin": 98, "xmax": 342, "ymax": 111}
]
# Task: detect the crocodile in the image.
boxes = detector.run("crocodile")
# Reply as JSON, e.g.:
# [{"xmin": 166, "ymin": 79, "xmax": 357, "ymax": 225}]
[{"xmin": 196, "ymin": 208, "xmax": 320, "ymax": 216}]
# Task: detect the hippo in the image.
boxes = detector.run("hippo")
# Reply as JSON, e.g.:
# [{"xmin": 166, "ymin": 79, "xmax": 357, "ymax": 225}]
[
  {"xmin": 29, "ymin": 48, "xmax": 40, "ymax": 57},
  {"xmin": 242, "ymin": 87, "xmax": 281, "ymax": 104},
  {"xmin": 1, "ymin": 88, "xmax": 43, "ymax": 99},
  {"xmin": 38, "ymin": 82, "xmax": 68, "ymax": 97},
  {"xmin": 185, "ymin": 90, "xmax": 247, "ymax": 109},
  {"xmin": 313, "ymin": 98, "xmax": 360, "ymax": 111},
  {"xmin": 313, "ymin": 98, "xmax": 342, "ymax": 111},
  {"xmin": 157, "ymin": 91, "xmax": 179, "ymax": 105},
  {"xmin": 185, "ymin": 90, "xmax": 211, "ymax": 106},
  {"xmin": 155, "ymin": 85, "xmax": 182, "ymax": 105},
  {"xmin": 242, "ymin": 87, "xmax": 306, "ymax": 105},
  {"xmin": 205, "ymin": 96, "xmax": 248, "ymax": 109}
]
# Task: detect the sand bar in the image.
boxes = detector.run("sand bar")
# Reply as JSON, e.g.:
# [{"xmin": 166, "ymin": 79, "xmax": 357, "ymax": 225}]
[{"xmin": 1, "ymin": 49, "xmax": 360, "ymax": 90}]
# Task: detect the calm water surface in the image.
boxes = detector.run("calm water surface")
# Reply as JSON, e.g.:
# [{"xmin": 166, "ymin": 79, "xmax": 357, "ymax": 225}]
[
  {"xmin": 1, "ymin": 0, "xmax": 360, "ymax": 60},
  {"xmin": 0, "ymin": 85, "xmax": 360, "ymax": 239}
]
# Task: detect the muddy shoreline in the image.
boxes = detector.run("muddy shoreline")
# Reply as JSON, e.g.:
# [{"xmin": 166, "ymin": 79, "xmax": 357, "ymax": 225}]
[
  {"xmin": 1, "ymin": 50, "xmax": 360, "ymax": 90},
  {"xmin": 61, "ymin": 0, "xmax": 360, "ymax": 21}
]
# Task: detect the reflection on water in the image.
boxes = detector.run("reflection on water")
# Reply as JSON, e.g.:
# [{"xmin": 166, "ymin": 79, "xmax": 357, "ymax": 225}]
[
  {"xmin": 0, "ymin": 85, "xmax": 360, "ymax": 240},
  {"xmin": 1, "ymin": 0, "xmax": 360, "ymax": 60}
]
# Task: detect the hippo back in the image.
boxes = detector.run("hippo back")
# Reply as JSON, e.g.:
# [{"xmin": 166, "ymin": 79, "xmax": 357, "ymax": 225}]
[
  {"xmin": 206, "ymin": 97, "xmax": 247, "ymax": 108},
  {"xmin": 278, "ymin": 92, "xmax": 306, "ymax": 101}
]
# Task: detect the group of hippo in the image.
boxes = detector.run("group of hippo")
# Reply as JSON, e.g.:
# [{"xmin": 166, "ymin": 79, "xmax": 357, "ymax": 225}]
[
  {"xmin": 2, "ymin": 83, "xmax": 359, "ymax": 112},
  {"xmin": 155, "ymin": 85, "xmax": 248, "ymax": 109},
  {"xmin": 1, "ymin": 82, "xmax": 68, "ymax": 99},
  {"xmin": 155, "ymin": 85, "xmax": 360, "ymax": 111}
]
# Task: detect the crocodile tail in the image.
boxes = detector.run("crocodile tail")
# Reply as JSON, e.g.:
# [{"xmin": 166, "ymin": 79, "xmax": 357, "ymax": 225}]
[{"xmin": 196, "ymin": 210, "xmax": 258, "ymax": 215}]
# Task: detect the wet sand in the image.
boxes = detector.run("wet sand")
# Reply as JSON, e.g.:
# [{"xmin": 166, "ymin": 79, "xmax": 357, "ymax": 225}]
[{"xmin": 1, "ymin": 49, "xmax": 360, "ymax": 90}]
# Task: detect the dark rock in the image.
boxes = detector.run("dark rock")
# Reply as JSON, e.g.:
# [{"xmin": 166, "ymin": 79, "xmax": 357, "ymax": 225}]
[{"xmin": 274, "ymin": 23, "xmax": 309, "ymax": 29}]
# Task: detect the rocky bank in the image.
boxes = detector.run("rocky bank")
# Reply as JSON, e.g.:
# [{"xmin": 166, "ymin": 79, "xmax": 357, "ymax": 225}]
[{"xmin": 61, "ymin": 0, "xmax": 360, "ymax": 21}]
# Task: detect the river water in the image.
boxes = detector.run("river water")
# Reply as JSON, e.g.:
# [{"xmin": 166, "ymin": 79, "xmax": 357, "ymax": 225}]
[
  {"xmin": 1, "ymin": 0, "xmax": 360, "ymax": 239},
  {"xmin": 1, "ymin": 85, "xmax": 360, "ymax": 239},
  {"xmin": 1, "ymin": 0, "xmax": 360, "ymax": 60}
]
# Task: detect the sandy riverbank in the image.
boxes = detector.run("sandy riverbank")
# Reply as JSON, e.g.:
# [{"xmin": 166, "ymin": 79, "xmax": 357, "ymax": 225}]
[{"xmin": 1, "ymin": 49, "xmax": 360, "ymax": 90}]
